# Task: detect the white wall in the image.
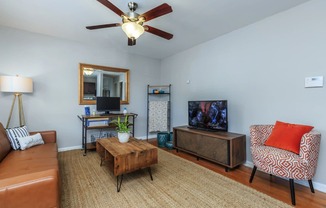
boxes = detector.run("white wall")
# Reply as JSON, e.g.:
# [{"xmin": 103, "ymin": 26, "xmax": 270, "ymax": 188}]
[
  {"xmin": 161, "ymin": 0, "xmax": 326, "ymax": 188},
  {"xmin": 0, "ymin": 26, "xmax": 160, "ymax": 149}
]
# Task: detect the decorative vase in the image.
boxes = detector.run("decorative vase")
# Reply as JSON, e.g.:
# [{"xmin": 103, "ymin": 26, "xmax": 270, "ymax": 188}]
[
  {"xmin": 118, "ymin": 132, "xmax": 130, "ymax": 143},
  {"xmin": 123, "ymin": 107, "xmax": 128, "ymax": 115}
]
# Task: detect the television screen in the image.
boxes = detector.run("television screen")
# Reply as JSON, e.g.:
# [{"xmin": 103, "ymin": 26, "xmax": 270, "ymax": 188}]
[
  {"xmin": 188, "ymin": 100, "xmax": 228, "ymax": 131},
  {"xmin": 96, "ymin": 97, "xmax": 120, "ymax": 114}
]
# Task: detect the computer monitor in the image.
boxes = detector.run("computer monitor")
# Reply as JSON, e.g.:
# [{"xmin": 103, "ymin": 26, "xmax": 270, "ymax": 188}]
[{"xmin": 96, "ymin": 97, "xmax": 120, "ymax": 115}]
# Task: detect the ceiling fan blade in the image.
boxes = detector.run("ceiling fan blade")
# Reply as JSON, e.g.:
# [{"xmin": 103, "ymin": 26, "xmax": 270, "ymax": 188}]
[
  {"xmin": 141, "ymin": 3, "xmax": 172, "ymax": 22},
  {"xmin": 128, "ymin": 38, "xmax": 136, "ymax": 46},
  {"xmin": 97, "ymin": 0, "xmax": 124, "ymax": 17},
  {"xmin": 86, "ymin": 23, "xmax": 121, "ymax": 30},
  {"xmin": 144, "ymin": 25, "xmax": 173, "ymax": 40}
]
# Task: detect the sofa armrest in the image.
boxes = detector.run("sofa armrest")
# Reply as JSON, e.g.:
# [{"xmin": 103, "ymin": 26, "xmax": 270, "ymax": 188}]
[
  {"xmin": 30, "ymin": 130, "xmax": 57, "ymax": 143},
  {"xmin": 300, "ymin": 130, "xmax": 321, "ymax": 161},
  {"xmin": 250, "ymin": 125, "xmax": 274, "ymax": 147},
  {"xmin": 0, "ymin": 169, "xmax": 59, "ymax": 208}
]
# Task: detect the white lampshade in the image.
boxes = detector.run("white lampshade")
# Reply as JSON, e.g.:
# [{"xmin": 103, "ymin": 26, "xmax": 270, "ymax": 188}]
[
  {"xmin": 0, "ymin": 75, "xmax": 33, "ymax": 93},
  {"xmin": 122, "ymin": 22, "xmax": 145, "ymax": 39}
]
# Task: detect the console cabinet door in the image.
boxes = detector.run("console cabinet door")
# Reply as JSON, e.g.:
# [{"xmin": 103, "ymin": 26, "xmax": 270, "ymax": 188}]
[
  {"xmin": 197, "ymin": 135, "xmax": 229, "ymax": 165},
  {"xmin": 177, "ymin": 131, "xmax": 199, "ymax": 153}
]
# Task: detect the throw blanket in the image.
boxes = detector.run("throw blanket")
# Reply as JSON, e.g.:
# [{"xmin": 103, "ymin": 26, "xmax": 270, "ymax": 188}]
[{"xmin": 149, "ymin": 101, "xmax": 169, "ymax": 132}]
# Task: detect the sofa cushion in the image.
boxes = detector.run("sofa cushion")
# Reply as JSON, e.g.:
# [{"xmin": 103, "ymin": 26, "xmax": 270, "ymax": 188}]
[
  {"xmin": 0, "ymin": 142, "xmax": 58, "ymax": 179},
  {"xmin": 3, "ymin": 143, "xmax": 58, "ymax": 162},
  {"xmin": 6, "ymin": 126, "xmax": 30, "ymax": 150},
  {"xmin": 0, "ymin": 157, "xmax": 58, "ymax": 179},
  {"xmin": 0, "ymin": 169, "xmax": 59, "ymax": 208},
  {"xmin": 264, "ymin": 121, "xmax": 313, "ymax": 154},
  {"xmin": 0, "ymin": 123, "xmax": 11, "ymax": 162},
  {"xmin": 17, "ymin": 133, "xmax": 44, "ymax": 150}
]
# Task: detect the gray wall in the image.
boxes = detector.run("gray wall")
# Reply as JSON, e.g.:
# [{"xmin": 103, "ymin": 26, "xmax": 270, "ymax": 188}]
[
  {"xmin": 161, "ymin": 0, "xmax": 326, "ymax": 189},
  {"xmin": 1, "ymin": 0, "xmax": 325, "ymax": 192},
  {"xmin": 0, "ymin": 26, "xmax": 160, "ymax": 149}
]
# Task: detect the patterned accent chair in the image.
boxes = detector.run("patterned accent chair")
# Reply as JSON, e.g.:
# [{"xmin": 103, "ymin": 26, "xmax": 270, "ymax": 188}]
[{"xmin": 249, "ymin": 125, "xmax": 321, "ymax": 205}]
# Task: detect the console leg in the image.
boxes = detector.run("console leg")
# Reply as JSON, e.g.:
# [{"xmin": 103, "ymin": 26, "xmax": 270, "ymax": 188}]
[
  {"xmin": 225, "ymin": 167, "xmax": 229, "ymax": 172},
  {"xmin": 117, "ymin": 174, "xmax": 124, "ymax": 192}
]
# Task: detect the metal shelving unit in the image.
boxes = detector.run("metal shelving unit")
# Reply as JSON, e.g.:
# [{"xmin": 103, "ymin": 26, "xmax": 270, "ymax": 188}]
[
  {"xmin": 78, "ymin": 113, "xmax": 138, "ymax": 156},
  {"xmin": 146, "ymin": 84, "xmax": 171, "ymax": 141}
]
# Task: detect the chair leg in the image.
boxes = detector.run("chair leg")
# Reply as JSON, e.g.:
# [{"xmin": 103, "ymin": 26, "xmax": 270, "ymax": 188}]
[
  {"xmin": 289, "ymin": 179, "xmax": 296, "ymax": 205},
  {"xmin": 249, "ymin": 166, "xmax": 257, "ymax": 183},
  {"xmin": 308, "ymin": 180, "xmax": 315, "ymax": 193}
]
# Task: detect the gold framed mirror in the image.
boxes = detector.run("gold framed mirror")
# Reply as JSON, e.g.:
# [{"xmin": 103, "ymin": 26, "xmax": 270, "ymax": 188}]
[{"xmin": 79, "ymin": 63, "xmax": 130, "ymax": 105}]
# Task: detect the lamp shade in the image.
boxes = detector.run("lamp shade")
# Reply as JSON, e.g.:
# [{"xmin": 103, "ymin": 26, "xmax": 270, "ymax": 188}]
[
  {"xmin": 122, "ymin": 22, "xmax": 145, "ymax": 39},
  {"xmin": 0, "ymin": 76, "xmax": 33, "ymax": 93}
]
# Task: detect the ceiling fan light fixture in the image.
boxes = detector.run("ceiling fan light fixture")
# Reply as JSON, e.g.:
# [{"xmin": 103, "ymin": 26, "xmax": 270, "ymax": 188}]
[
  {"xmin": 122, "ymin": 22, "xmax": 144, "ymax": 39},
  {"xmin": 86, "ymin": 1, "xmax": 173, "ymax": 45}
]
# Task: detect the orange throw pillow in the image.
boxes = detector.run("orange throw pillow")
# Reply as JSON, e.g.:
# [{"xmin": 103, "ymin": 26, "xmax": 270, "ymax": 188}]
[{"xmin": 264, "ymin": 121, "xmax": 313, "ymax": 154}]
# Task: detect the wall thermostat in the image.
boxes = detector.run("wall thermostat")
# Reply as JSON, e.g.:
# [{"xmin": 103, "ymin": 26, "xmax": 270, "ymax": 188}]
[{"xmin": 305, "ymin": 76, "xmax": 323, "ymax": 88}]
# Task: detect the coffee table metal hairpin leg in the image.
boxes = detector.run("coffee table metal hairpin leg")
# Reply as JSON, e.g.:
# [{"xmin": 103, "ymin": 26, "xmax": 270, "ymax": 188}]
[
  {"xmin": 148, "ymin": 167, "xmax": 153, "ymax": 181},
  {"xmin": 100, "ymin": 151, "xmax": 106, "ymax": 166},
  {"xmin": 117, "ymin": 174, "xmax": 124, "ymax": 192}
]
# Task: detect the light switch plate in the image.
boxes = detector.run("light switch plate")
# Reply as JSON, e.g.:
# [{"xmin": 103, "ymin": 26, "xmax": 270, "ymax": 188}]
[{"xmin": 305, "ymin": 76, "xmax": 323, "ymax": 88}]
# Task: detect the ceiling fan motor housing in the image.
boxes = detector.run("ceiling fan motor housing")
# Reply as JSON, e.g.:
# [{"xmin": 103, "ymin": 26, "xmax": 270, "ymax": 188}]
[
  {"xmin": 124, "ymin": 12, "xmax": 140, "ymax": 22},
  {"xmin": 128, "ymin": 2, "xmax": 138, "ymax": 12},
  {"xmin": 123, "ymin": 2, "xmax": 144, "ymax": 24}
]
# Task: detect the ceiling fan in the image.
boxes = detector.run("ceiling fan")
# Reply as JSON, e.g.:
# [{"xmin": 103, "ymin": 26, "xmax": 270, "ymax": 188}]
[{"xmin": 86, "ymin": 0, "xmax": 173, "ymax": 46}]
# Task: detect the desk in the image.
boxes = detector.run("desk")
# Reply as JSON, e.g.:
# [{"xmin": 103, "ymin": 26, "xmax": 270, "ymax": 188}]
[{"xmin": 78, "ymin": 113, "xmax": 137, "ymax": 156}]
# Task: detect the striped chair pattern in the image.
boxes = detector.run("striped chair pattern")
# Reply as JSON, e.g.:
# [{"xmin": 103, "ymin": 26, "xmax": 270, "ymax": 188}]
[{"xmin": 249, "ymin": 125, "xmax": 321, "ymax": 205}]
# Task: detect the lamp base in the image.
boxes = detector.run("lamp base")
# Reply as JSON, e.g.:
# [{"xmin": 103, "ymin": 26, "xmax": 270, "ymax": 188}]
[{"xmin": 6, "ymin": 93, "xmax": 25, "ymax": 128}]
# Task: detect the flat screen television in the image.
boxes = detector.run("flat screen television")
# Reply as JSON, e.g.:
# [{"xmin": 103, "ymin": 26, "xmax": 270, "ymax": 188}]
[
  {"xmin": 96, "ymin": 97, "xmax": 120, "ymax": 115},
  {"xmin": 188, "ymin": 100, "xmax": 228, "ymax": 131}
]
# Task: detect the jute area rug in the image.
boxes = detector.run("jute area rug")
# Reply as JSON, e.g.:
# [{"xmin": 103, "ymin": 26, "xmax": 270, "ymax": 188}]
[{"xmin": 59, "ymin": 149, "xmax": 291, "ymax": 208}]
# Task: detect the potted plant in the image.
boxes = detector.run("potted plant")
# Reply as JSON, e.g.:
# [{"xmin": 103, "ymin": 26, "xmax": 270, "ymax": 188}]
[{"xmin": 110, "ymin": 116, "xmax": 130, "ymax": 143}]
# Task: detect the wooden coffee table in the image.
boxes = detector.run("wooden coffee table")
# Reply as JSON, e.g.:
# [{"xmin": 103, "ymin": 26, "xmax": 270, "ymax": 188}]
[{"xmin": 96, "ymin": 137, "xmax": 158, "ymax": 192}]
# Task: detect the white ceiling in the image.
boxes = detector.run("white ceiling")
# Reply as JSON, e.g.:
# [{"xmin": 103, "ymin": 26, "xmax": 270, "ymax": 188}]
[{"xmin": 0, "ymin": 0, "xmax": 310, "ymax": 59}]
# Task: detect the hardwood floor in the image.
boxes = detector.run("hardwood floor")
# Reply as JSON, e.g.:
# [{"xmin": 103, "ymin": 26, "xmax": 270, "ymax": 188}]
[{"xmin": 148, "ymin": 139, "xmax": 326, "ymax": 207}]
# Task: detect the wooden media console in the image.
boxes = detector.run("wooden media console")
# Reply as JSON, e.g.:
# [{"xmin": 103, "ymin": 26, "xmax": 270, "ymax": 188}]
[{"xmin": 173, "ymin": 126, "xmax": 246, "ymax": 171}]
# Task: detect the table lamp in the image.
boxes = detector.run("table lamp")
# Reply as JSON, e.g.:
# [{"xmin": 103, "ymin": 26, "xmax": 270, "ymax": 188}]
[{"xmin": 0, "ymin": 75, "xmax": 33, "ymax": 128}]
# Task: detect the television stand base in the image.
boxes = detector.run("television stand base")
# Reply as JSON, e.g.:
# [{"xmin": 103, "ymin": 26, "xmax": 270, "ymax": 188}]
[{"xmin": 173, "ymin": 126, "xmax": 246, "ymax": 170}]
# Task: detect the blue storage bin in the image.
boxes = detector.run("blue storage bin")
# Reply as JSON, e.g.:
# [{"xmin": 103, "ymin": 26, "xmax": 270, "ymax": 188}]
[
  {"xmin": 168, "ymin": 132, "xmax": 173, "ymax": 142},
  {"xmin": 165, "ymin": 141, "xmax": 174, "ymax": 150},
  {"xmin": 157, "ymin": 132, "xmax": 169, "ymax": 148}
]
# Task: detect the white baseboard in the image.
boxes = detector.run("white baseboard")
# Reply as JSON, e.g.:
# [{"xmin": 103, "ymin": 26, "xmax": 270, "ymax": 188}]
[
  {"xmin": 243, "ymin": 160, "xmax": 326, "ymax": 193},
  {"xmin": 58, "ymin": 145, "xmax": 82, "ymax": 152},
  {"xmin": 135, "ymin": 135, "xmax": 156, "ymax": 140}
]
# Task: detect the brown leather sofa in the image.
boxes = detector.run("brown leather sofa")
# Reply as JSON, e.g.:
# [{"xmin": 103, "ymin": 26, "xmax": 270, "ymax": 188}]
[{"xmin": 0, "ymin": 122, "xmax": 60, "ymax": 208}]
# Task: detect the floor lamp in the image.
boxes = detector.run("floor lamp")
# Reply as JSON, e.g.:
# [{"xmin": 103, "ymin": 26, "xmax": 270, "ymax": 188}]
[{"xmin": 0, "ymin": 75, "xmax": 33, "ymax": 128}]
